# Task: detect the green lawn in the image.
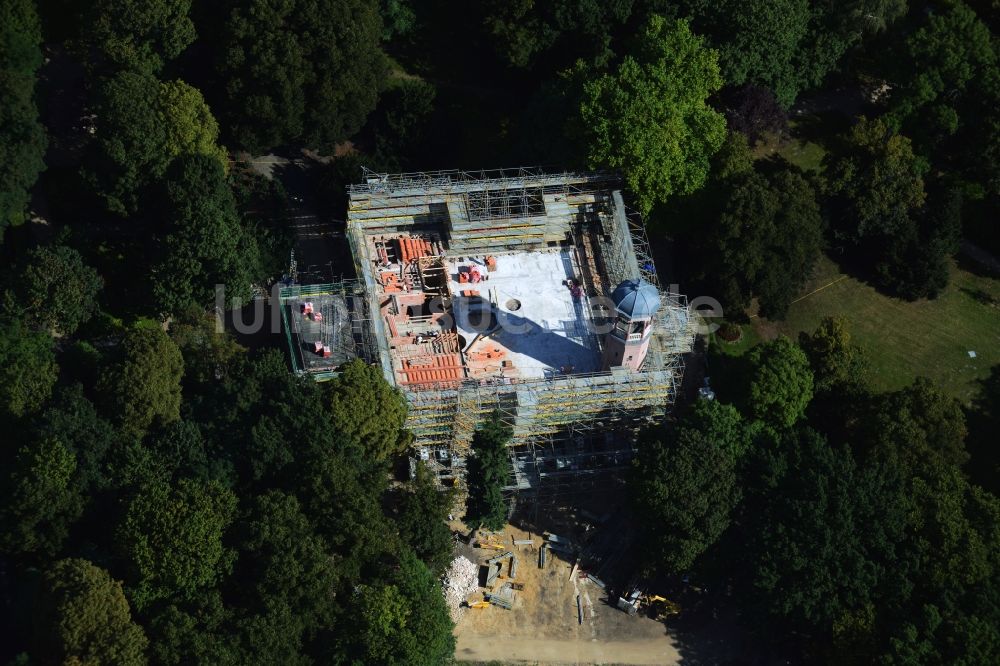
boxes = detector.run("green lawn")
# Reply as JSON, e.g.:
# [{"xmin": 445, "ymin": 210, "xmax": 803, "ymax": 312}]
[
  {"xmin": 750, "ymin": 255, "xmax": 1000, "ymax": 403},
  {"xmin": 752, "ymin": 119, "xmax": 828, "ymax": 173}
]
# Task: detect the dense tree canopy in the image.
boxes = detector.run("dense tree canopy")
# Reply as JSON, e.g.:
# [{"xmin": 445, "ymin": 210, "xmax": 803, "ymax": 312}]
[
  {"xmin": 90, "ymin": 71, "xmax": 226, "ymax": 214},
  {"xmin": 168, "ymin": 306, "xmax": 245, "ymax": 385},
  {"xmin": 32, "ymin": 559, "xmax": 148, "ymax": 666},
  {"xmin": 888, "ymin": 3, "xmax": 996, "ymax": 145},
  {"xmin": 151, "ymin": 154, "xmax": 260, "ymax": 315},
  {"xmin": 98, "ymin": 326, "xmax": 184, "ymax": 438},
  {"xmin": 827, "ymin": 116, "xmax": 928, "ymax": 243},
  {"xmin": 740, "ymin": 428, "xmax": 903, "ymax": 634},
  {"xmin": 3, "ymin": 2, "xmax": 1000, "ymax": 664},
  {"xmin": 228, "ymin": 490, "xmax": 337, "ymax": 656},
  {"xmin": 579, "ymin": 16, "xmax": 727, "ymax": 214},
  {"xmin": 217, "ymin": 0, "xmax": 386, "ymax": 152},
  {"xmin": 746, "ymin": 336, "xmax": 814, "ymax": 428},
  {"xmin": 693, "ymin": 158, "xmax": 824, "ymax": 318},
  {"xmin": 327, "ymin": 359, "xmax": 409, "ymax": 462},
  {"xmin": 0, "ymin": 437, "xmax": 83, "ymax": 559},
  {"xmin": 341, "ymin": 551, "xmax": 455, "ymax": 665},
  {"xmin": 633, "ymin": 400, "xmax": 743, "ymax": 573},
  {"xmin": 465, "ymin": 415, "xmax": 513, "ymax": 531},
  {"xmin": 87, "ymin": 0, "xmax": 196, "ymax": 73},
  {"xmin": 710, "ymin": 0, "xmax": 812, "ymax": 106},
  {"xmin": 10, "ymin": 244, "xmax": 103, "ymax": 335},
  {"xmin": 688, "ymin": 0, "xmax": 905, "ymax": 107},
  {"xmin": 482, "ymin": 0, "xmax": 634, "ymax": 70},
  {"xmin": 0, "ymin": 0, "xmax": 46, "ymax": 242},
  {"xmin": 118, "ymin": 478, "xmax": 237, "ymax": 609},
  {"xmin": 34, "ymin": 385, "xmax": 119, "ymax": 494},
  {"xmin": 396, "ymin": 461, "xmax": 455, "ymax": 576},
  {"xmin": 0, "ymin": 316, "xmax": 57, "ymax": 420}
]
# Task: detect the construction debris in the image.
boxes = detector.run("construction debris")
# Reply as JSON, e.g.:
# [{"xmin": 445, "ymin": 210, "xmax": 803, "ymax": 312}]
[
  {"xmin": 484, "ymin": 551, "xmax": 519, "ymax": 587},
  {"xmin": 587, "ymin": 575, "xmax": 606, "ymax": 590},
  {"xmin": 487, "ymin": 583, "xmax": 515, "ymax": 610},
  {"xmin": 442, "ymin": 556, "xmax": 479, "ymax": 622}
]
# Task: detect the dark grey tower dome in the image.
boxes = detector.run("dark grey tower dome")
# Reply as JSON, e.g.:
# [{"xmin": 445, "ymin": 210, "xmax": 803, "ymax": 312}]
[{"xmin": 611, "ymin": 278, "xmax": 660, "ymax": 319}]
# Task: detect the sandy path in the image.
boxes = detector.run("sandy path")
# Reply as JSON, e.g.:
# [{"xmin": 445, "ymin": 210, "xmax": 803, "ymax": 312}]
[{"xmin": 454, "ymin": 632, "xmax": 682, "ymax": 665}]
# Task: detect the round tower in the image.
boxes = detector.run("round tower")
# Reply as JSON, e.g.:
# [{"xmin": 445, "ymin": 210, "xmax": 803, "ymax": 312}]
[{"xmin": 601, "ymin": 278, "xmax": 660, "ymax": 371}]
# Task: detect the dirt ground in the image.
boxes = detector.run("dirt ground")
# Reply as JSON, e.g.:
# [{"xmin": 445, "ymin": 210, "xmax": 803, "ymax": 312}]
[
  {"xmin": 451, "ymin": 522, "xmax": 677, "ymax": 665},
  {"xmin": 448, "ymin": 491, "xmax": 751, "ymax": 666}
]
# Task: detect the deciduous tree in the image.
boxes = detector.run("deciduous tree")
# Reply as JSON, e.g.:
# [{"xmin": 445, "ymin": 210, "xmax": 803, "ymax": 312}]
[
  {"xmin": 32, "ymin": 559, "xmax": 148, "ymax": 666},
  {"xmin": 327, "ymin": 359, "xmax": 409, "ymax": 462},
  {"xmin": 150, "ymin": 154, "xmax": 260, "ymax": 315},
  {"xmin": 87, "ymin": 0, "xmax": 195, "ymax": 73},
  {"xmin": 482, "ymin": 0, "xmax": 633, "ymax": 70},
  {"xmin": 888, "ymin": 3, "xmax": 995, "ymax": 144},
  {"xmin": 723, "ymin": 84, "xmax": 788, "ymax": 144},
  {"xmin": 739, "ymin": 429, "xmax": 903, "ymax": 633},
  {"xmin": 13, "ymin": 244, "xmax": 103, "ymax": 335},
  {"xmin": 465, "ymin": 415, "xmax": 512, "ymax": 531},
  {"xmin": 579, "ymin": 16, "xmax": 727, "ymax": 214},
  {"xmin": 0, "ymin": 315, "xmax": 57, "ymax": 420},
  {"xmin": 89, "ymin": 71, "xmax": 226, "ymax": 214},
  {"xmin": 0, "ymin": 0, "xmax": 46, "ymax": 242},
  {"xmin": 747, "ymin": 336, "xmax": 814, "ymax": 428},
  {"xmin": 874, "ymin": 185, "xmax": 962, "ymax": 300},
  {"xmin": 168, "ymin": 306, "xmax": 245, "ymax": 385},
  {"xmin": 693, "ymin": 163, "xmax": 823, "ymax": 319},
  {"xmin": 98, "ymin": 326, "xmax": 184, "ymax": 438},
  {"xmin": 632, "ymin": 401, "xmax": 743, "ymax": 573},
  {"xmin": 0, "ymin": 437, "xmax": 83, "ymax": 559},
  {"xmin": 712, "ymin": 0, "xmax": 811, "ymax": 106},
  {"xmin": 34, "ymin": 385, "xmax": 118, "ymax": 493},
  {"xmin": 118, "ymin": 478, "xmax": 237, "ymax": 609},
  {"xmin": 342, "ymin": 551, "xmax": 454, "ymax": 665},
  {"xmin": 827, "ymin": 116, "xmax": 927, "ymax": 243},
  {"xmin": 798, "ymin": 316, "xmax": 868, "ymax": 395},
  {"xmin": 396, "ymin": 462, "xmax": 454, "ymax": 575},
  {"xmin": 217, "ymin": 0, "xmax": 386, "ymax": 152},
  {"xmin": 869, "ymin": 377, "xmax": 969, "ymax": 471},
  {"xmin": 229, "ymin": 491, "xmax": 336, "ymax": 660}
]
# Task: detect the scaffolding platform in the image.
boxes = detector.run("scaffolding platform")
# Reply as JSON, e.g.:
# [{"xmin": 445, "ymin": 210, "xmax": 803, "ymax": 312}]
[{"xmin": 280, "ymin": 167, "xmax": 698, "ymax": 491}]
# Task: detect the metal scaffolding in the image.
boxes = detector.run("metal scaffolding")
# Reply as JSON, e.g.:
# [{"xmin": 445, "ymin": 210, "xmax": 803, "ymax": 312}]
[
  {"xmin": 278, "ymin": 280, "xmax": 379, "ymax": 380},
  {"xmin": 335, "ymin": 168, "xmax": 698, "ymax": 494}
]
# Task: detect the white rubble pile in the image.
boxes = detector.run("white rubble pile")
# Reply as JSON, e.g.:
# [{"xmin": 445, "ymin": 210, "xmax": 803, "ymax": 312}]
[{"xmin": 441, "ymin": 556, "xmax": 479, "ymax": 622}]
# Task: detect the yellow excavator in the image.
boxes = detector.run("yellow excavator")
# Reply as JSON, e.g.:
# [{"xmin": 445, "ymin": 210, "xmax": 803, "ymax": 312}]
[
  {"xmin": 643, "ymin": 594, "xmax": 681, "ymax": 620},
  {"xmin": 468, "ymin": 600, "xmax": 491, "ymax": 609}
]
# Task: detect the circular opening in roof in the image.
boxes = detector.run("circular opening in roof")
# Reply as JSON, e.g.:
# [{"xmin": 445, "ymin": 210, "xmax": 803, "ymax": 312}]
[{"xmin": 505, "ymin": 298, "xmax": 522, "ymax": 311}]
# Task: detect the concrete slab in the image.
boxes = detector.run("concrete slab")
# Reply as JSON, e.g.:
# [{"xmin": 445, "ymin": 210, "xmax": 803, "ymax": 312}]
[{"xmin": 447, "ymin": 250, "xmax": 601, "ymax": 379}]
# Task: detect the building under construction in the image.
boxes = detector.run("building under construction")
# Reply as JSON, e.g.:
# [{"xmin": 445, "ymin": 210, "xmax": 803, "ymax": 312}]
[{"xmin": 280, "ymin": 167, "xmax": 697, "ymax": 494}]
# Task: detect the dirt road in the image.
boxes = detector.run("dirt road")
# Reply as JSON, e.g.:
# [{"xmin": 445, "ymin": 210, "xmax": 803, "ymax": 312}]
[{"xmin": 454, "ymin": 633, "xmax": 682, "ymax": 665}]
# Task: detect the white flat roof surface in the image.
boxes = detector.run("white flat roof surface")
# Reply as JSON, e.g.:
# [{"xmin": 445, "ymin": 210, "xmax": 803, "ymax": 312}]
[{"xmin": 447, "ymin": 249, "xmax": 602, "ymax": 379}]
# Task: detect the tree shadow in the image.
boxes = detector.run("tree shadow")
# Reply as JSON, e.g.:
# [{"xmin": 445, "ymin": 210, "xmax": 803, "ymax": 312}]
[
  {"xmin": 956, "ymin": 249, "xmax": 1000, "ymax": 280},
  {"xmin": 960, "ymin": 286, "xmax": 998, "ymax": 307},
  {"xmin": 965, "ymin": 364, "xmax": 1000, "ymax": 494},
  {"xmin": 501, "ymin": 492, "xmax": 761, "ymax": 664}
]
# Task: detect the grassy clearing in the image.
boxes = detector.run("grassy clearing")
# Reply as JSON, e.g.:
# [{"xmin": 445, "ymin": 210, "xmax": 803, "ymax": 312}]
[
  {"xmin": 750, "ymin": 255, "xmax": 1000, "ymax": 403},
  {"xmin": 708, "ymin": 322, "xmax": 761, "ymax": 357},
  {"xmin": 751, "ymin": 119, "xmax": 827, "ymax": 173}
]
